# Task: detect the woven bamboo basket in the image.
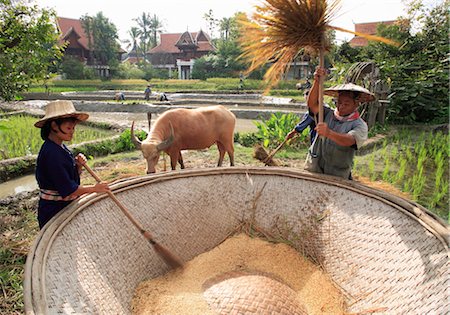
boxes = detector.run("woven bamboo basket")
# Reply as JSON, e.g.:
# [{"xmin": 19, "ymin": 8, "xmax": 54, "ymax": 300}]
[{"xmin": 24, "ymin": 167, "xmax": 449, "ymax": 314}]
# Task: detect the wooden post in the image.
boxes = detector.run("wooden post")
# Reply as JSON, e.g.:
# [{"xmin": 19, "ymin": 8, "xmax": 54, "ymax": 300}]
[
  {"xmin": 147, "ymin": 112, "xmax": 152, "ymax": 132},
  {"xmin": 318, "ymin": 49, "xmax": 325, "ymax": 124}
]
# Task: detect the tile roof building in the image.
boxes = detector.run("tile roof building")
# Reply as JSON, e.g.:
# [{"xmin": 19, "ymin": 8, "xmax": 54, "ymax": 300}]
[
  {"xmin": 57, "ymin": 17, "xmax": 125, "ymax": 77},
  {"xmin": 148, "ymin": 30, "xmax": 215, "ymax": 79},
  {"xmin": 349, "ymin": 20, "xmax": 397, "ymax": 47}
]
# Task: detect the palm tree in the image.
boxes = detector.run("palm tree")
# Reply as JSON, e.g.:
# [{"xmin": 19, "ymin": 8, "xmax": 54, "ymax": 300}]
[
  {"xmin": 123, "ymin": 27, "xmax": 141, "ymax": 63},
  {"xmin": 149, "ymin": 14, "xmax": 164, "ymax": 49},
  {"xmin": 219, "ymin": 17, "xmax": 232, "ymax": 41},
  {"xmin": 134, "ymin": 12, "xmax": 151, "ymax": 61}
]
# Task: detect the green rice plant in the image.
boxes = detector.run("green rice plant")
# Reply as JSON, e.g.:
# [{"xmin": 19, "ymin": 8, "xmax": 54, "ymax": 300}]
[
  {"xmin": 368, "ymin": 152, "xmax": 377, "ymax": 181},
  {"xmin": 434, "ymin": 152, "xmax": 445, "ymax": 190},
  {"xmin": 382, "ymin": 156, "xmax": 391, "ymax": 182},
  {"xmin": 390, "ymin": 145, "xmax": 398, "ymax": 160},
  {"xmin": 0, "ymin": 115, "xmax": 114, "ymax": 160},
  {"xmin": 395, "ymin": 157, "xmax": 408, "ymax": 184},
  {"xmin": 405, "ymin": 146, "xmax": 414, "ymax": 162},
  {"xmin": 403, "ymin": 178, "xmax": 411, "ymax": 193},
  {"xmin": 411, "ymin": 166, "xmax": 426, "ymax": 200}
]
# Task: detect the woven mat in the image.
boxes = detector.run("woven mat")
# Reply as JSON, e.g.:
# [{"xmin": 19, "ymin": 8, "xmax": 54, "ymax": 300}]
[{"xmin": 203, "ymin": 271, "xmax": 308, "ymax": 314}]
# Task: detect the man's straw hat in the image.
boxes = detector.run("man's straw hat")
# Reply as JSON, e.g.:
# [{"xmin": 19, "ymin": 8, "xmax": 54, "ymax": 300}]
[
  {"xmin": 324, "ymin": 83, "xmax": 375, "ymax": 103},
  {"xmin": 34, "ymin": 100, "xmax": 89, "ymax": 128}
]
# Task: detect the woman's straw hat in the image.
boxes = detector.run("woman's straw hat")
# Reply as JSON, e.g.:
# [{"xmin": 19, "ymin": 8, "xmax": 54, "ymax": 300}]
[
  {"xmin": 324, "ymin": 83, "xmax": 375, "ymax": 103},
  {"xmin": 34, "ymin": 100, "xmax": 89, "ymax": 128}
]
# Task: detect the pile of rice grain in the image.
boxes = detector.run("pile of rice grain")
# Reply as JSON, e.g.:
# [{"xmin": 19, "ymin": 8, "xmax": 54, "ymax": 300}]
[{"xmin": 131, "ymin": 233, "xmax": 345, "ymax": 314}]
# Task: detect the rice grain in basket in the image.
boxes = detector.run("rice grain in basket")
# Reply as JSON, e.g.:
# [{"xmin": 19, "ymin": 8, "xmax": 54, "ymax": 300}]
[{"xmin": 132, "ymin": 233, "xmax": 345, "ymax": 314}]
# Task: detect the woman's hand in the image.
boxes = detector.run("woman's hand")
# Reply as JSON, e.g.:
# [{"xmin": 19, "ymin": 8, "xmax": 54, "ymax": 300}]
[
  {"xmin": 75, "ymin": 153, "xmax": 87, "ymax": 166},
  {"xmin": 94, "ymin": 182, "xmax": 110, "ymax": 193},
  {"xmin": 75, "ymin": 153, "xmax": 87, "ymax": 174}
]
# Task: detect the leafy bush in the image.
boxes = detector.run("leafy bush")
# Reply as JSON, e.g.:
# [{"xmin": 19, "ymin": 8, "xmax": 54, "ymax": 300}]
[
  {"xmin": 116, "ymin": 63, "xmax": 145, "ymax": 79},
  {"xmin": 234, "ymin": 132, "xmax": 260, "ymax": 147},
  {"xmin": 60, "ymin": 57, "xmax": 86, "ymax": 80},
  {"xmin": 254, "ymin": 113, "xmax": 310, "ymax": 149}
]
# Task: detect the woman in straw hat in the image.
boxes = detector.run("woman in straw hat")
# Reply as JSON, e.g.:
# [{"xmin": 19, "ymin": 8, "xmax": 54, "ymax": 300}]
[
  {"xmin": 286, "ymin": 68, "xmax": 374, "ymax": 179},
  {"xmin": 34, "ymin": 100, "xmax": 110, "ymax": 228}
]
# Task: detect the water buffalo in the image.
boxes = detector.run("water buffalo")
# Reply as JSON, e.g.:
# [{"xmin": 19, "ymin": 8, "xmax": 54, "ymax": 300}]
[{"xmin": 131, "ymin": 105, "xmax": 236, "ymax": 173}]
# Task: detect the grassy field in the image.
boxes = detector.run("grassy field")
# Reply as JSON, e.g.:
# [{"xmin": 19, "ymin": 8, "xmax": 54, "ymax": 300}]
[{"xmin": 0, "ymin": 115, "xmax": 115, "ymax": 160}]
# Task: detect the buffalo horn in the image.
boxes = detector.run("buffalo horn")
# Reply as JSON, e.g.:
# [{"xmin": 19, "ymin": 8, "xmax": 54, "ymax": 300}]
[
  {"xmin": 130, "ymin": 121, "xmax": 142, "ymax": 150},
  {"xmin": 156, "ymin": 122, "xmax": 174, "ymax": 151}
]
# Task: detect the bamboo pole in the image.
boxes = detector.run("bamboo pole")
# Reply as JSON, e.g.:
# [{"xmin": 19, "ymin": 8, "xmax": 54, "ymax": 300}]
[{"xmin": 318, "ymin": 48, "xmax": 325, "ymax": 124}]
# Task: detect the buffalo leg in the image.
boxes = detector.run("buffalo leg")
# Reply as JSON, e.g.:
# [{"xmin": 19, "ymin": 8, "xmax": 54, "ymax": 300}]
[
  {"xmin": 178, "ymin": 152, "xmax": 185, "ymax": 169},
  {"xmin": 170, "ymin": 152, "xmax": 179, "ymax": 170},
  {"xmin": 216, "ymin": 142, "xmax": 226, "ymax": 166},
  {"xmin": 228, "ymin": 149, "xmax": 235, "ymax": 166}
]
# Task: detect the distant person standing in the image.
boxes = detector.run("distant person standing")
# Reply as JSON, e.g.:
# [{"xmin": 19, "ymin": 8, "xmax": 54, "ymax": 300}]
[
  {"xmin": 144, "ymin": 85, "xmax": 152, "ymax": 101},
  {"xmin": 239, "ymin": 72, "xmax": 244, "ymax": 90}
]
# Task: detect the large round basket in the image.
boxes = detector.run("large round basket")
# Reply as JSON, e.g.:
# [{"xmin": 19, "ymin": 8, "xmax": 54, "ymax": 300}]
[{"xmin": 24, "ymin": 167, "xmax": 449, "ymax": 314}]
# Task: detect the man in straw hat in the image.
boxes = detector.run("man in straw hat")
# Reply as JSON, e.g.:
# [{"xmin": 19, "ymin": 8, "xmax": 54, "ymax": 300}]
[
  {"xmin": 286, "ymin": 68, "xmax": 374, "ymax": 179},
  {"xmin": 34, "ymin": 100, "xmax": 110, "ymax": 228}
]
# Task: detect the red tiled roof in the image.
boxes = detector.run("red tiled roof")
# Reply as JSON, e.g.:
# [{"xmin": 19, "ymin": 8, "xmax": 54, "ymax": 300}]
[
  {"xmin": 354, "ymin": 20, "xmax": 396, "ymax": 35},
  {"xmin": 349, "ymin": 37, "xmax": 369, "ymax": 47},
  {"xmin": 149, "ymin": 32, "xmax": 215, "ymax": 54},
  {"xmin": 349, "ymin": 20, "xmax": 397, "ymax": 47},
  {"xmin": 57, "ymin": 17, "xmax": 126, "ymax": 53},
  {"xmin": 57, "ymin": 17, "xmax": 90, "ymax": 50}
]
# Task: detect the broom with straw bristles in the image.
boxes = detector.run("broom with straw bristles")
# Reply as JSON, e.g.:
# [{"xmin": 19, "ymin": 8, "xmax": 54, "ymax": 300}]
[
  {"xmin": 82, "ymin": 163, "xmax": 183, "ymax": 269},
  {"xmin": 239, "ymin": 0, "xmax": 399, "ymax": 160}
]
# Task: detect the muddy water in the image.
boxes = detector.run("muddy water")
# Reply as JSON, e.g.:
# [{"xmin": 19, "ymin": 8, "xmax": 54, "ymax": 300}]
[{"xmin": 0, "ymin": 174, "xmax": 38, "ymax": 199}]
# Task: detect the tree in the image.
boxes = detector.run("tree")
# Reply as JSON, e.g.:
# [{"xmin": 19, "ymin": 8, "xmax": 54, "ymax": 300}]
[
  {"xmin": 123, "ymin": 27, "xmax": 141, "ymax": 63},
  {"xmin": 81, "ymin": 12, "xmax": 120, "ymax": 71},
  {"xmin": 134, "ymin": 12, "xmax": 152, "ymax": 61},
  {"xmin": 363, "ymin": 1, "xmax": 448, "ymax": 123},
  {"xmin": 81, "ymin": 15, "xmax": 94, "ymax": 64},
  {"xmin": 192, "ymin": 11, "xmax": 247, "ymax": 79},
  {"xmin": 149, "ymin": 14, "xmax": 164, "ymax": 49},
  {"xmin": 0, "ymin": 0, "xmax": 62, "ymax": 101},
  {"xmin": 219, "ymin": 17, "xmax": 232, "ymax": 41},
  {"xmin": 203, "ymin": 9, "xmax": 217, "ymax": 39}
]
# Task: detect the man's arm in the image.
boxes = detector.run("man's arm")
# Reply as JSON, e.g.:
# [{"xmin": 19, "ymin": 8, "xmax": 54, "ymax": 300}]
[
  {"xmin": 307, "ymin": 68, "xmax": 327, "ymax": 115},
  {"xmin": 315, "ymin": 122, "xmax": 356, "ymax": 147}
]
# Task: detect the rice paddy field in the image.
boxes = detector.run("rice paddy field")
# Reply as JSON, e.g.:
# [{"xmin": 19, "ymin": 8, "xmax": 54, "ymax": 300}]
[
  {"xmin": 354, "ymin": 127, "xmax": 449, "ymax": 221},
  {"xmin": 0, "ymin": 115, "xmax": 116, "ymax": 160}
]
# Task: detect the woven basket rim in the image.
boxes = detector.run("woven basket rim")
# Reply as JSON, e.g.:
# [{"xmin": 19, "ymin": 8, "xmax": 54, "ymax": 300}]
[{"xmin": 23, "ymin": 167, "xmax": 450, "ymax": 315}]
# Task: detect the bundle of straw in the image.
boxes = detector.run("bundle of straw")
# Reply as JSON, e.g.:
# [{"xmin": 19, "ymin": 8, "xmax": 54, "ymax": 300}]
[{"xmin": 238, "ymin": 0, "xmax": 399, "ymax": 91}]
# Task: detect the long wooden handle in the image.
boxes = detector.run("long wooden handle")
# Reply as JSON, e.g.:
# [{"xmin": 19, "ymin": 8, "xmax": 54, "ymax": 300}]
[
  {"xmin": 82, "ymin": 163, "xmax": 155, "ymax": 241},
  {"xmin": 318, "ymin": 49, "xmax": 325, "ymax": 124},
  {"xmin": 264, "ymin": 136, "xmax": 292, "ymax": 163}
]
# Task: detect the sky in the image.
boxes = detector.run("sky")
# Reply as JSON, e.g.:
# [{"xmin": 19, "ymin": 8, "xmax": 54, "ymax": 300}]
[{"xmin": 34, "ymin": 0, "xmax": 409, "ymax": 49}]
